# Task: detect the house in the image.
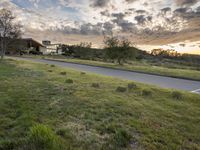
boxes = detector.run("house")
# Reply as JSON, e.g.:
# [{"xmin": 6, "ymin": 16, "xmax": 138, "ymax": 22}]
[
  {"xmin": 6, "ymin": 38, "xmax": 45, "ymax": 54},
  {"xmin": 41, "ymin": 40, "xmax": 63, "ymax": 55},
  {"xmin": 6, "ymin": 38, "xmax": 63, "ymax": 55}
]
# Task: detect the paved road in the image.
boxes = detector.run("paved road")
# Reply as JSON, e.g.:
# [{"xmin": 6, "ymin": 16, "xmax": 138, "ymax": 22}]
[{"xmin": 9, "ymin": 57, "xmax": 200, "ymax": 93}]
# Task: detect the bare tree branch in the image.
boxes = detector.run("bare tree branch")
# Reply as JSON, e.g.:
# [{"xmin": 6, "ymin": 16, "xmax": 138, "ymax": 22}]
[{"xmin": 0, "ymin": 9, "xmax": 22, "ymax": 60}]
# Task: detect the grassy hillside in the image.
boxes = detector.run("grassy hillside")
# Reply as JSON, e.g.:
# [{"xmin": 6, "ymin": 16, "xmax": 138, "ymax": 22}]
[{"xmin": 0, "ymin": 59, "xmax": 200, "ymax": 150}]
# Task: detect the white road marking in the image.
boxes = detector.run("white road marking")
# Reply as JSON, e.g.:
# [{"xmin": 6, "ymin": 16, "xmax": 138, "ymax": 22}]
[{"xmin": 191, "ymin": 89, "xmax": 200, "ymax": 94}]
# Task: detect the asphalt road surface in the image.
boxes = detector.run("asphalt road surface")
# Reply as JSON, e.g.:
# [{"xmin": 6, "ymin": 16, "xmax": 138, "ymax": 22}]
[{"xmin": 9, "ymin": 57, "xmax": 200, "ymax": 94}]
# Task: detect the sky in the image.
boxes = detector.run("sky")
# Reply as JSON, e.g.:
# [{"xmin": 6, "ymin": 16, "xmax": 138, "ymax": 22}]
[{"xmin": 0, "ymin": 0, "xmax": 200, "ymax": 54}]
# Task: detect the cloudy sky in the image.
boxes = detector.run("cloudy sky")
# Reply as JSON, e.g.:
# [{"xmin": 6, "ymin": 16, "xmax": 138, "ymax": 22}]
[{"xmin": 0, "ymin": 0, "xmax": 200, "ymax": 54}]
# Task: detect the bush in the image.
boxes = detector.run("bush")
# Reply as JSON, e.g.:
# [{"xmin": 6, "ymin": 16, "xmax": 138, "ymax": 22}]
[
  {"xmin": 116, "ymin": 86, "xmax": 127, "ymax": 93},
  {"xmin": 172, "ymin": 91, "xmax": 183, "ymax": 100},
  {"xmin": 113, "ymin": 129, "xmax": 131, "ymax": 147},
  {"xmin": 27, "ymin": 124, "xmax": 63, "ymax": 150},
  {"xmin": 50, "ymin": 65, "xmax": 55, "ymax": 67},
  {"xmin": 80, "ymin": 72, "xmax": 86, "ymax": 75},
  {"xmin": 60, "ymin": 72, "xmax": 67, "ymax": 75},
  {"xmin": 142, "ymin": 89, "xmax": 152, "ymax": 96},
  {"xmin": 127, "ymin": 83, "xmax": 137, "ymax": 90},
  {"xmin": 91, "ymin": 83, "xmax": 100, "ymax": 88},
  {"xmin": 29, "ymin": 50, "xmax": 42, "ymax": 55},
  {"xmin": 65, "ymin": 79, "xmax": 73, "ymax": 84},
  {"xmin": 48, "ymin": 70, "xmax": 53, "ymax": 72}
]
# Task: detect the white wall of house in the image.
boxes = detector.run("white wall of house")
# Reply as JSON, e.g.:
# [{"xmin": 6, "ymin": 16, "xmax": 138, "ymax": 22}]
[
  {"xmin": 39, "ymin": 46, "xmax": 49, "ymax": 55},
  {"xmin": 39, "ymin": 44, "xmax": 63, "ymax": 55}
]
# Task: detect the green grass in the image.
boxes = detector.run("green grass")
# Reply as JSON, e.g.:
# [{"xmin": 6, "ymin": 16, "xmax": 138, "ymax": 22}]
[{"xmin": 0, "ymin": 59, "xmax": 200, "ymax": 150}]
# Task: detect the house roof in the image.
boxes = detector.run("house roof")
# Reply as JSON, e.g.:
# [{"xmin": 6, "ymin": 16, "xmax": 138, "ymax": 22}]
[{"xmin": 23, "ymin": 38, "xmax": 45, "ymax": 47}]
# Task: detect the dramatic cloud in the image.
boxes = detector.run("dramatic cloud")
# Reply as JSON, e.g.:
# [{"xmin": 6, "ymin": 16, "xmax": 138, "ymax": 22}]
[
  {"xmin": 0, "ymin": 0, "xmax": 200, "ymax": 54},
  {"xmin": 161, "ymin": 7, "xmax": 171, "ymax": 14},
  {"xmin": 90, "ymin": 0, "xmax": 110, "ymax": 8},
  {"xmin": 125, "ymin": 0, "xmax": 137, "ymax": 4},
  {"xmin": 175, "ymin": 0, "xmax": 198, "ymax": 6}
]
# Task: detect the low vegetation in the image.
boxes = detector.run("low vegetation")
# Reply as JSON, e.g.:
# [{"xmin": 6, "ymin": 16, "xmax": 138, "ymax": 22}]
[
  {"xmin": 0, "ymin": 59, "xmax": 200, "ymax": 150},
  {"xmin": 91, "ymin": 83, "xmax": 100, "ymax": 88},
  {"xmin": 65, "ymin": 79, "xmax": 73, "ymax": 84},
  {"xmin": 172, "ymin": 91, "xmax": 183, "ymax": 100},
  {"xmin": 27, "ymin": 124, "xmax": 64, "ymax": 150},
  {"xmin": 116, "ymin": 86, "xmax": 127, "ymax": 93}
]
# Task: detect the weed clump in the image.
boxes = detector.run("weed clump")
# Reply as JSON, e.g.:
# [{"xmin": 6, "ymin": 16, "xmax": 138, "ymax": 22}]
[
  {"xmin": 142, "ymin": 89, "xmax": 152, "ymax": 96},
  {"xmin": 80, "ymin": 72, "xmax": 86, "ymax": 75},
  {"xmin": 56, "ymin": 129, "xmax": 66, "ymax": 137},
  {"xmin": 48, "ymin": 70, "xmax": 53, "ymax": 72},
  {"xmin": 113, "ymin": 129, "xmax": 131, "ymax": 147},
  {"xmin": 60, "ymin": 72, "xmax": 67, "ymax": 75},
  {"xmin": 116, "ymin": 86, "xmax": 127, "ymax": 93},
  {"xmin": 0, "ymin": 140, "xmax": 15, "ymax": 150},
  {"xmin": 91, "ymin": 83, "xmax": 100, "ymax": 88},
  {"xmin": 50, "ymin": 65, "xmax": 55, "ymax": 67},
  {"xmin": 65, "ymin": 79, "xmax": 73, "ymax": 84},
  {"xmin": 27, "ymin": 124, "xmax": 63, "ymax": 150},
  {"xmin": 172, "ymin": 91, "xmax": 183, "ymax": 100},
  {"xmin": 128, "ymin": 83, "xmax": 137, "ymax": 90}
]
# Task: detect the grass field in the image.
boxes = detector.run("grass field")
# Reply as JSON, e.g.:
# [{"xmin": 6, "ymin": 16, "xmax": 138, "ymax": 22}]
[
  {"xmin": 22, "ymin": 55, "xmax": 200, "ymax": 81},
  {"xmin": 0, "ymin": 59, "xmax": 200, "ymax": 150}
]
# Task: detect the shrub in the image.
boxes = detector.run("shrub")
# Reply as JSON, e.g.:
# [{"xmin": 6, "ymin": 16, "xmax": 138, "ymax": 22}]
[
  {"xmin": 113, "ymin": 129, "xmax": 131, "ymax": 147},
  {"xmin": 27, "ymin": 124, "xmax": 63, "ymax": 150},
  {"xmin": 50, "ymin": 65, "xmax": 55, "ymax": 67},
  {"xmin": 48, "ymin": 70, "xmax": 53, "ymax": 72},
  {"xmin": 91, "ymin": 83, "xmax": 100, "ymax": 88},
  {"xmin": 116, "ymin": 86, "xmax": 127, "ymax": 93},
  {"xmin": 127, "ymin": 83, "xmax": 137, "ymax": 90},
  {"xmin": 172, "ymin": 91, "xmax": 183, "ymax": 100},
  {"xmin": 65, "ymin": 79, "xmax": 73, "ymax": 84},
  {"xmin": 142, "ymin": 89, "xmax": 152, "ymax": 96},
  {"xmin": 60, "ymin": 72, "xmax": 67, "ymax": 75},
  {"xmin": 80, "ymin": 72, "xmax": 86, "ymax": 75}
]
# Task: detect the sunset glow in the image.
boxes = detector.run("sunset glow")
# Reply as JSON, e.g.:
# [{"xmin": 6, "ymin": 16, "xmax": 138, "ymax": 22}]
[{"xmin": 0, "ymin": 0, "xmax": 200, "ymax": 54}]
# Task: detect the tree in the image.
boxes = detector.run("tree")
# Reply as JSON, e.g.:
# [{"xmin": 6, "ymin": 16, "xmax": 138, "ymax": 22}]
[
  {"xmin": 151, "ymin": 48, "xmax": 180, "ymax": 58},
  {"xmin": 104, "ymin": 36, "xmax": 136, "ymax": 65},
  {"xmin": 0, "ymin": 9, "xmax": 22, "ymax": 60}
]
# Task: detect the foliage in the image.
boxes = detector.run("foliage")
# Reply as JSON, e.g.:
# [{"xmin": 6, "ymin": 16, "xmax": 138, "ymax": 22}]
[
  {"xmin": 29, "ymin": 50, "xmax": 42, "ymax": 55},
  {"xmin": 0, "ymin": 9, "xmax": 22, "ymax": 59},
  {"xmin": 127, "ymin": 83, "xmax": 137, "ymax": 90},
  {"xmin": 60, "ymin": 71, "xmax": 67, "ymax": 75},
  {"xmin": 113, "ymin": 129, "xmax": 132, "ymax": 147},
  {"xmin": 27, "ymin": 124, "xmax": 64, "ymax": 150},
  {"xmin": 142, "ymin": 89, "xmax": 152, "ymax": 96},
  {"xmin": 81, "ymin": 71, "xmax": 86, "ymax": 75},
  {"xmin": 91, "ymin": 83, "xmax": 100, "ymax": 88},
  {"xmin": 48, "ymin": 70, "xmax": 53, "ymax": 72},
  {"xmin": 172, "ymin": 91, "xmax": 183, "ymax": 100},
  {"xmin": 65, "ymin": 79, "xmax": 73, "ymax": 83},
  {"xmin": 116, "ymin": 86, "xmax": 127, "ymax": 92},
  {"xmin": 151, "ymin": 49, "xmax": 180, "ymax": 58},
  {"xmin": 104, "ymin": 36, "xmax": 136, "ymax": 64}
]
